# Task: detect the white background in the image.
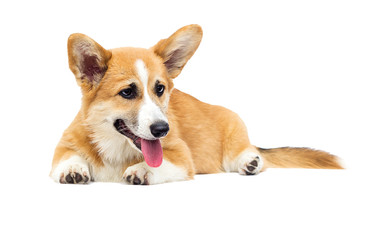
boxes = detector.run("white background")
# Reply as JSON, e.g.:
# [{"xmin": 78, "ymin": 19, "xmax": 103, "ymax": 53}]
[{"xmin": 0, "ymin": 0, "xmax": 380, "ymax": 239}]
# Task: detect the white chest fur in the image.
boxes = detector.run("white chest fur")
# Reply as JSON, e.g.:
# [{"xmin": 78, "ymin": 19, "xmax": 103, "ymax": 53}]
[
  {"xmin": 90, "ymin": 162, "xmax": 127, "ymax": 182},
  {"xmin": 89, "ymin": 118, "xmax": 143, "ymax": 182}
]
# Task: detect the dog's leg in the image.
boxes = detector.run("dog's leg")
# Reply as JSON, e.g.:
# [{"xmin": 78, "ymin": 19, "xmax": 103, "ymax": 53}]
[
  {"xmin": 50, "ymin": 154, "xmax": 91, "ymax": 184},
  {"xmin": 123, "ymin": 141, "xmax": 194, "ymax": 185},
  {"xmin": 220, "ymin": 112, "xmax": 265, "ymax": 175}
]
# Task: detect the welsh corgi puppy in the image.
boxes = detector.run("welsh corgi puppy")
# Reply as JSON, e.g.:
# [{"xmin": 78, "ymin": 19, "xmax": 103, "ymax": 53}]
[{"xmin": 50, "ymin": 25, "xmax": 342, "ymax": 185}]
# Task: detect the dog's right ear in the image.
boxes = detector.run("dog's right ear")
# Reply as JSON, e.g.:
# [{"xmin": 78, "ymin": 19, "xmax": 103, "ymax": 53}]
[{"xmin": 67, "ymin": 34, "xmax": 112, "ymax": 87}]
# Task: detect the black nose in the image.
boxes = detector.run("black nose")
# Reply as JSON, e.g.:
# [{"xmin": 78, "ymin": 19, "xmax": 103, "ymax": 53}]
[{"xmin": 150, "ymin": 121, "xmax": 170, "ymax": 138}]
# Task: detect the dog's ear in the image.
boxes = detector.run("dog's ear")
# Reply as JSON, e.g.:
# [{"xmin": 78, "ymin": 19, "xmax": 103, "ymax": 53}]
[
  {"xmin": 152, "ymin": 25, "xmax": 203, "ymax": 79},
  {"xmin": 67, "ymin": 33, "xmax": 112, "ymax": 86}
]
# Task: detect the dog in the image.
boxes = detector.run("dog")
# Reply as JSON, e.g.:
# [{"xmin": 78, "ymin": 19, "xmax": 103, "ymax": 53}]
[{"xmin": 50, "ymin": 24, "xmax": 342, "ymax": 185}]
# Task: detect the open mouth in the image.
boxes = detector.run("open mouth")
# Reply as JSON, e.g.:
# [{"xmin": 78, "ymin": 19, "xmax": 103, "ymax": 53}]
[
  {"xmin": 113, "ymin": 119, "xmax": 163, "ymax": 168},
  {"xmin": 114, "ymin": 119, "xmax": 142, "ymax": 150}
]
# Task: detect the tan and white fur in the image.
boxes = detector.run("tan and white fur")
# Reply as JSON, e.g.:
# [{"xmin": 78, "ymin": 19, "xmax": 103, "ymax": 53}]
[{"xmin": 50, "ymin": 25, "xmax": 342, "ymax": 185}]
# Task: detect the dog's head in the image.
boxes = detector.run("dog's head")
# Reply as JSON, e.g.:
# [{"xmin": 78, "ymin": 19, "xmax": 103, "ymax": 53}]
[{"xmin": 67, "ymin": 25, "xmax": 202, "ymax": 166}]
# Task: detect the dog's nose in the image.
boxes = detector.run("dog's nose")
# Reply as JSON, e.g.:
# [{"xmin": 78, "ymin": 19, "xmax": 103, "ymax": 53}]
[{"xmin": 150, "ymin": 121, "xmax": 170, "ymax": 138}]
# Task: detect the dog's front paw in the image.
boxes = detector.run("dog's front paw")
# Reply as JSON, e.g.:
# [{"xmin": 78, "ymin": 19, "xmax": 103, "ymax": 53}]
[
  {"xmin": 59, "ymin": 168, "xmax": 90, "ymax": 184},
  {"xmin": 51, "ymin": 156, "xmax": 91, "ymax": 184},
  {"xmin": 238, "ymin": 154, "xmax": 263, "ymax": 175},
  {"xmin": 123, "ymin": 162, "xmax": 152, "ymax": 185},
  {"xmin": 123, "ymin": 160, "xmax": 189, "ymax": 185}
]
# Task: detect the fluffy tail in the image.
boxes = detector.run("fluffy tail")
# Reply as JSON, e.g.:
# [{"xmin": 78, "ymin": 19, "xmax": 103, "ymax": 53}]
[{"xmin": 258, "ymin": 147, "xmax": 343, "ymax": 169}]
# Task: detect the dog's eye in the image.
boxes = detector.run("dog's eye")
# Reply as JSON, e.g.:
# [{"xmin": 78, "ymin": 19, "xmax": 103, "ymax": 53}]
[
  {"xmin": 119, "ymin": 84, "xmax": 137, "ymax": 99},
  {"xmin": 155, "ymin": 84, "xmax": 165, "ymax": 97}
]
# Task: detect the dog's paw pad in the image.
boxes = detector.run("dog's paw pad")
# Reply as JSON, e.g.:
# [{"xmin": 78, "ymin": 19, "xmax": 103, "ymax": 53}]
[
  {"xmin": 52, "ymin": 158, "xmax": 91, "ymax": 184},
  {"xmin": 238, "ymin": 155, "xmax": 263, "ymax": 176},
  {"xmin": 123, "ymin": 163, "xmax": 151, "ymax": 185},
  {"xmin": 124, "ymin": 172, "xmax": 148, "ymax": 185},
  {"xmin": 59, "ymin": 170, "xmax": 90, "ymax": 184},
  {"xmin": 133, "ymin": 176, "xmax": 142, "ymax": 185}
]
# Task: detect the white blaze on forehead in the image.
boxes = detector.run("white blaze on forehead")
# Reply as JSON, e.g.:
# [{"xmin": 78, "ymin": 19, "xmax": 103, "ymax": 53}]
[
  {"xmin": 135, "ymin": 59, "xmax": 149, "ymax": 86},
  {"xmin": 134, "ymin": 59, "xmax": 168, "ymax": 139}
]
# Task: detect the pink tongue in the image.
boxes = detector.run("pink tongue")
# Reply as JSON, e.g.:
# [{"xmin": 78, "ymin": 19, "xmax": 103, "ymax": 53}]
[{"xmin": 141, "ymin": 139, "xmax": 163, "ymax": 167}]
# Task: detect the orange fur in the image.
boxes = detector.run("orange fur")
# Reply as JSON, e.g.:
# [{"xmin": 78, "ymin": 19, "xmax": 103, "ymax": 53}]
[
  {"xmin": 50, "ymin": 25, "xmax": 342, "ymax": 184},
  {"xmin": 259, "ymin": 147, "xmax": 343, "ymax": 169}
]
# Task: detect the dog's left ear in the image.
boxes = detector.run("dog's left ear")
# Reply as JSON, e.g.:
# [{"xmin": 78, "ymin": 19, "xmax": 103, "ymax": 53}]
[{"xmin": 152, "ymin": 24, "xmax": 203, "ymax": 79}]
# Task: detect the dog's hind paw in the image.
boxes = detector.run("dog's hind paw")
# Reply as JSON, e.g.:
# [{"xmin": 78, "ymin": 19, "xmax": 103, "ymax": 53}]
[{"xmin": 238, "ymin": 153, "xmax": 263, "ymax": 175}]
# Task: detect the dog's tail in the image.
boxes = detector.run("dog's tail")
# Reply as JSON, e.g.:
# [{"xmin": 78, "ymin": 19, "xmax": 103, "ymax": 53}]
[{"xmin": 258, "ymin": 147, "xmax": 343, "ymax": 169}]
